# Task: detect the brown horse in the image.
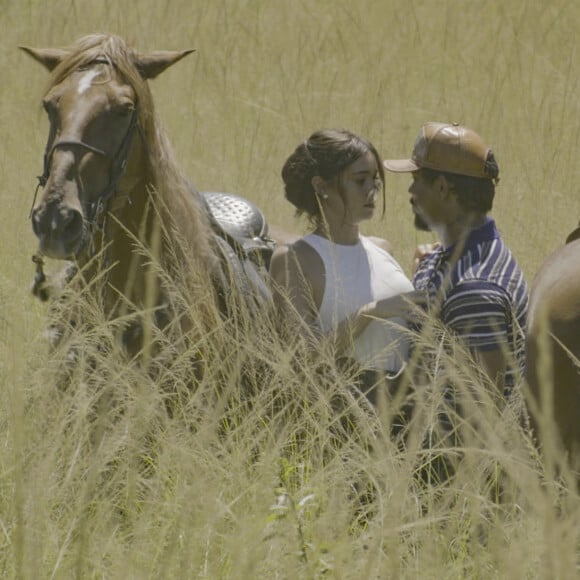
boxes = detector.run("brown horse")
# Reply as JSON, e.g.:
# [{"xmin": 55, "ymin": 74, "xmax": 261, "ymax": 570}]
[
  {"xmin": 22, "ymin": 34, "xmax": 272, "ymax": 358},
  {"xmin": 525, "ymin": 222, "xmax": 580, "ymax": 476}
]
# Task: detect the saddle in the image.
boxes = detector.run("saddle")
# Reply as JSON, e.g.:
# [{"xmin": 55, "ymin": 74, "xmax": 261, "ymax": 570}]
[
  {"xmin": 200, "ymin": 191, "xmax": 276, "ymax": 269},
  {"xmin": 200, "ymin": 191, "xmax": 276, "ymax": 307}
]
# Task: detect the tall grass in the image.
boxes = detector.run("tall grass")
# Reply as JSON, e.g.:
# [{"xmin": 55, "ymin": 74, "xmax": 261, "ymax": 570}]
[
  {"xmin": 1, "ymin": 0, "xmax": 579, "ymax": 577},
  {"xmin": 4, "ymin": 262, "xmax": 579, "ymax": 578}
]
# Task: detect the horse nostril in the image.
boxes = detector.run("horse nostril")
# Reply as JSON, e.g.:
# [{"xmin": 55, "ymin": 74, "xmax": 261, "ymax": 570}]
[{"xmin": 31, "ymin": 205, "xmax": 84, "ymax": 242}]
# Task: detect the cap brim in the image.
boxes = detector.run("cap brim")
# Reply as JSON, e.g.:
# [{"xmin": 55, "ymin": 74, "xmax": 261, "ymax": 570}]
[{"xmin": 382, "ymin": 158, "xmax": 419, "ymax": 173}]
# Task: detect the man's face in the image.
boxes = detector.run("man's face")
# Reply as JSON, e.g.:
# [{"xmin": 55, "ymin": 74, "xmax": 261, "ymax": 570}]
[
  {"xmin": 413, "ymin": 208, "xmax": 431, "ymax": 231},
  {"xmin": 408, "ymin": 170, "xmax": 442, "ymax": 232}
]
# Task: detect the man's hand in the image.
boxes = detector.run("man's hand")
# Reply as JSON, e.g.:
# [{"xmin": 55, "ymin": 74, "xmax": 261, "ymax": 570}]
[{"xmin": 412, "ymin": 243, "xmax": 440, "ymax": 274}]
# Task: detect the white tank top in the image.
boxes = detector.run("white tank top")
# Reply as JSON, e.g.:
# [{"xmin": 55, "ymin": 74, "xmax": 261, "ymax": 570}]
[{"xmin": 302, "ymin": 234, "xmax": 414, "ymax": 372}]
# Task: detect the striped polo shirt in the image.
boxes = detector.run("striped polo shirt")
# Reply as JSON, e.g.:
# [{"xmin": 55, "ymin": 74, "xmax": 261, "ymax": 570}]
[{"xmin": 413, "ymin": 217, "xmax": 529, "ymax": 393}]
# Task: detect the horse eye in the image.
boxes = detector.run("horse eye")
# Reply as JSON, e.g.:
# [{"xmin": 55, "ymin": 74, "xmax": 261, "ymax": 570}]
[{"xmin": 116, "ymin": 102, "xmax": 135, "ymax": 117}]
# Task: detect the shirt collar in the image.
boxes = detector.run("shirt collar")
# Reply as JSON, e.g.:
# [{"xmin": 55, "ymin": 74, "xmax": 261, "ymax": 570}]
[{"xmin": 442, "ymin": 217, "xmax": 498, "ymax": 255}]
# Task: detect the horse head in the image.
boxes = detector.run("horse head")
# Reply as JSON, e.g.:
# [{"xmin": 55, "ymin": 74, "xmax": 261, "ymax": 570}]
[{"xmin": 21, "ymin": 36, "xmax": 194, "ymax": 262}]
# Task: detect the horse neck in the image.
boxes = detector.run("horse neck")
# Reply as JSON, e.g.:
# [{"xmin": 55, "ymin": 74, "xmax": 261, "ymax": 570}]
[
  {"xmin": 72, "ymin": 137, "xmax": 160, "ymax": 318},
  {"xmin": 87, "ymin": 134, "xmax": 218, "ymax": 319},
  {"xmin": 115, "ymin": 144, "xmax": 164, "ymax": 307}
]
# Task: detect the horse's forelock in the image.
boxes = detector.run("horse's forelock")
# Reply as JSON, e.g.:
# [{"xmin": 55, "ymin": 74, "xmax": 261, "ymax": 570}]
[{"xmin": 46, "ymin": 35, "xmax": 154, "ymax": 123}]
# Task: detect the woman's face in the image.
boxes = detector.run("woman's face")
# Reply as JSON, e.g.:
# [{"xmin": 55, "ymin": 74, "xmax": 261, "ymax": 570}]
[{"xmin": 324, "ymin": 151, "xmax": 382, "ymax": 226}]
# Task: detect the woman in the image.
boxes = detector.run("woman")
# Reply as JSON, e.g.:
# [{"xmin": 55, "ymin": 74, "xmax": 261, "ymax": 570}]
[{"xmin": 269, "ymin": 129, "xmax": 422, "ymax": 404}]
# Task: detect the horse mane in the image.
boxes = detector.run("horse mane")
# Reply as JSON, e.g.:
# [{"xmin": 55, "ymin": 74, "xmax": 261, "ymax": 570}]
[{"xmin": 45, "ymin": 34, "xmax": 217, "ymax": 279}]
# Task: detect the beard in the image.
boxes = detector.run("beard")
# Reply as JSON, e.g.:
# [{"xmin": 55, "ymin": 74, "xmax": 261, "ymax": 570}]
[{"xmin": 414, "ymin": 212, "xmax": 431, "ymax": 232}]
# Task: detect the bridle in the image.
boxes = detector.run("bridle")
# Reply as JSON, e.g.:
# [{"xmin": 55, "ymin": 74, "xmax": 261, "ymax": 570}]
[
  {"xmin": 33, "ymin": 106, "xmax": 140, "ymax": 227},
  {"xmin": 31, "ymin": 73, "xmax": 142, "ymax": 294}
]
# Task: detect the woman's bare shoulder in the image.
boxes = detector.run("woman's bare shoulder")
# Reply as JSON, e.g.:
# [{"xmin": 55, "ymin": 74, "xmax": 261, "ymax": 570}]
[
  {"xmin": 269, "ymin": 237, "xmax": 326, "ymax": 312},
  {"xmin": 269, "ymin": 238, "xmax": 323, "ymax": 280}
]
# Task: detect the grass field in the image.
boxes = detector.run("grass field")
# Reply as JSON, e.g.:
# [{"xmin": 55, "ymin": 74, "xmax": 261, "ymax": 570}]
[{"xmin": 1, "ymin": 0, "xmax": 579, "ymax": 577}]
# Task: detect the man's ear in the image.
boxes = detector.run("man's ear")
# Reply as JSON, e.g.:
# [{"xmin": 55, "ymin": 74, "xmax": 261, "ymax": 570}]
[{"xmin": 436, "ymin": 175, "xmax": 452, "ymax": 199}]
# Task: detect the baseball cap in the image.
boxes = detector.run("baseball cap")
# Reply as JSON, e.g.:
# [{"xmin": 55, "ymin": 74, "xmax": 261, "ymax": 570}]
[{"xmin": 383, "ymin": 122, "xmax": 498, "ymax": 180}]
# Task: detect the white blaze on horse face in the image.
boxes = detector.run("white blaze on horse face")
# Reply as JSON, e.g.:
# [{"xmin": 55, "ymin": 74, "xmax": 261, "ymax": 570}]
[{"xmin": 77, "ymin": 69, "xmax": 100, "ymax": 95}]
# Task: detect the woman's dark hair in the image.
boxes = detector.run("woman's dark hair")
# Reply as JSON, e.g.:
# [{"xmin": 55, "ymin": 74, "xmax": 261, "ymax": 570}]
[
  {"xmin": 281, "ymin": 128, "xmax": 385, "ymax": 221},
  {"xmin": 420, "ymin": 151, "xmax": 499, "ymax": 213}
]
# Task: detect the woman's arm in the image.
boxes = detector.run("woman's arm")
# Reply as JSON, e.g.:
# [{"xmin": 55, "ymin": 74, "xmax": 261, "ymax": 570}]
[
  {"xmin": 268, "ymin": 242, "xmax": 323, "ymax": 341},
  {"xmin": 333, "ymin": 291, "xmax": 428, "ymax": 355}
]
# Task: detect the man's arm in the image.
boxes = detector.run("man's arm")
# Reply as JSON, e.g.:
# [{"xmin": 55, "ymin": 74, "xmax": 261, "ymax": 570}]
[
  {"xmin": 473, "ymin": 348, "xmax": 506, "ymax": 395},
  {"xmin": 442, "ymin": 282, "xmax": 511, "ymax": 396}
]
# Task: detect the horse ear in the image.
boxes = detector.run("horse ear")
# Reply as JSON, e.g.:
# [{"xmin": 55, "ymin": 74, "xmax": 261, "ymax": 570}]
[
  {"xmin": 19, "ymin": 46, "xmax": 69, "ymax": 71},
  {"xmin": 135, "ymin": 49, "xmax": 196, "ymax": 79},
  {"xmin": 565, "ymin": 224, "xmax": 580, "ymax": 245}
]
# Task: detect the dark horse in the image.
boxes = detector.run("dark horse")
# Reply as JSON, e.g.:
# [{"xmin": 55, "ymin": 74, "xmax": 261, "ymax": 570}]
[
  {"xmin": 22, "ymin": 34, "xmax": 274, "ymax": 359},
  {"xmin": 525, "ymin": 222, "xmax": 580, "ymax": 476}
]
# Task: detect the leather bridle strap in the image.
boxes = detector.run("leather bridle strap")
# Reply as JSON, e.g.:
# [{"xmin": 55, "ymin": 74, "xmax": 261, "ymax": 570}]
[
  {"xmin": 32, "ymin": 107, "xmax": 140, "ymax": 224},
  {"xmin": 29, "ymin": 139, "xmax": 108, "ymax": 218}
]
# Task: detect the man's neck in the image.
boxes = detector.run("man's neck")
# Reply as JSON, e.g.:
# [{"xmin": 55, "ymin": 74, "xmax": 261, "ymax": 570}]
[{"xmin": 437, "ymin": 213, "xmax": 487, "ymax": 249}]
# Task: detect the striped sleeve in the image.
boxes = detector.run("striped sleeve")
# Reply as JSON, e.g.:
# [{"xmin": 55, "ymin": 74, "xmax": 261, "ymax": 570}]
[{"xmin": 441, "ymin": 281, "xmax": 510, "ymax": 351}]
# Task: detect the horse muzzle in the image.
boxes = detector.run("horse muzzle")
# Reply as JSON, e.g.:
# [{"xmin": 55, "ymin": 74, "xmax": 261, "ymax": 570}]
[{"xmin": 31, "ymin": 202, "xmax": 85, "ymax": 260}]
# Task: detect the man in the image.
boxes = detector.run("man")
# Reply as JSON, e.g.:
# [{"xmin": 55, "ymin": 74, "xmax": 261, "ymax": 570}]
[{"xmin": 383, "ymin": 122, "xmax": 529, "ymax": 400}]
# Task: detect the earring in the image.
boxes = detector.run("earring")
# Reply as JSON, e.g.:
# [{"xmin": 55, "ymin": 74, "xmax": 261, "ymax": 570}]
[{"xmin": 317, "ymin": 191, "xmax": 328, "ymax": 200}]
